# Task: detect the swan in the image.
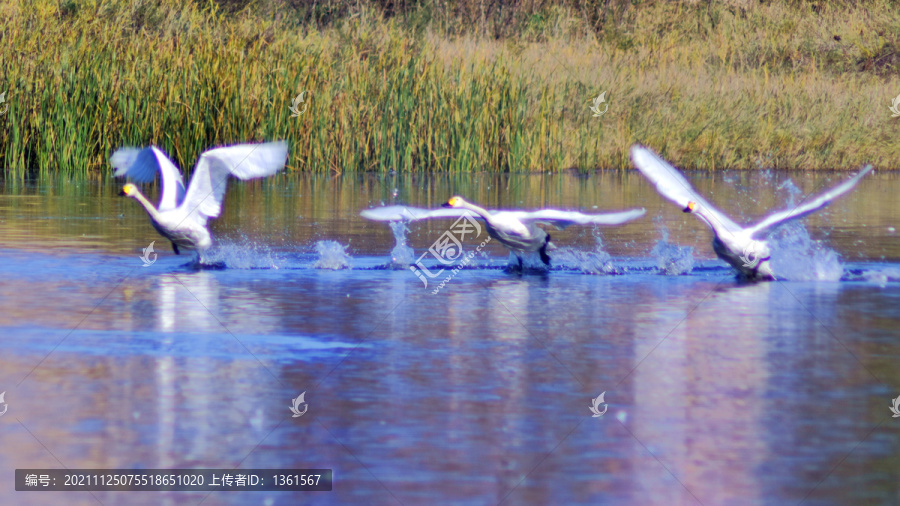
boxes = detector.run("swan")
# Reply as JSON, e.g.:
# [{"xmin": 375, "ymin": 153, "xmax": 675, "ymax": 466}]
[
  {"xmin": 361, "ymin": 196, "xmax": 646, "ymax": 269},
  {"xmin": 631, "ymin": 145, "xmax": 873, "ymax": 280},
  {"xmin": 113, "ymin": 142, "xmax": 288, "ymax": 261}
]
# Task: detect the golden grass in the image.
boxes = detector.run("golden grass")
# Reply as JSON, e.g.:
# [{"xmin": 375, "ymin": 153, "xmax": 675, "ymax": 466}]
[{"xmin": 0, "ymin": 0, "xmax": 898, "ymax": 176}]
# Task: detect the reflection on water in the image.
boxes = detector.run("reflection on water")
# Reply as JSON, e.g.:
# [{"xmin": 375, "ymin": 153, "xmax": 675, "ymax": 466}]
[
  {"xmin": 1, "ymin": 170, "xmax": 898, "ymax": 263},
  {"xmin": 0, "ymin": 172, "xmax": 898, "ymax": 504}
]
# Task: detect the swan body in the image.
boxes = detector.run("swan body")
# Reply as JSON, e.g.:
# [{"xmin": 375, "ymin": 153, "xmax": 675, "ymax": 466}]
[
  {"xmin": 444, "ymin": 196, "xmax": 552, "ymax": 266},
  {"xmin": 113, "ymin": 142, "xmax": 288, "ymax": 260},
  {"xmin": 631, "ymin": 145, "xmax": 873, "ymax": 280},
  {"xmin": 361, "ymin": 196, "xmax": 646, "ymax": 269}
]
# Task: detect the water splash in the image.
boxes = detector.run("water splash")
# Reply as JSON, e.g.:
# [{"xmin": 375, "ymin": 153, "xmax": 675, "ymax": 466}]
[
  {"xmin": 387, "ymin": 221, "xmax": 415, "ymax": 269},
  {"xmin": 553, "ymin": 230, "xmax": 615, "ymax": 274},
  {"xmin": 862, "ymin": 267, "xmax": 900, "ymax": 286},
  {"xmin": 200, "ymin": 236, "xmax": 286, "ymax": 269},
  {"xmin": 777, "ymin": 178, "xmax": 803, "ymax": 203},
  {"xmin": 650, "ymin": 225, "xmax": 694, "ymax": 275},
  {"xmin": 768, "ymin": 222, "xmax": 842, "ymax": 281},
  {"xmin": 766, "ymin": 178, "xmax": 843, "ymax": 281},
  {"xmin": 313, "ymin": 240, "xmax": 352, "ymax": 270}
]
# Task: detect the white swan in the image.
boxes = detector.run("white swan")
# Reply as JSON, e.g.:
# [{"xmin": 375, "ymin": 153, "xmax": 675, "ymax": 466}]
[
  {"xmin": 113, "ymin": 142, "xmax": 288, "ymax": 261},
  {"xmin": 631, "ymin": 145, "xmax": 873, "ymax": 280},
  {"xmin": 361, "ymin": 196, "xmax": 645, "ymax": 269}
]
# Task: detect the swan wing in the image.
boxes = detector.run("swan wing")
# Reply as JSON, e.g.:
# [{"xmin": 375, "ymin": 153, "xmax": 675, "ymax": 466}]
[
  {"xmin": 631, "ymin": 145, "xmax": 743, "ymax": 234},
  {"xmin": 360, "ymin": 206, "xmax": 475, "ymax": 221},
  {"xmin": 749, "ymin": 165, "xmax": 873, "ymax": 240},
  {"xmin": 181, "ymin": 142, "xmax": 288, "ymax": 221},
  {"xmin": 111, "ymin": 146, "xmax": 186, "ymax": 212},
  {"xmin": 505, "ymin": 208, "xmax": 646, "ymax": 229}
]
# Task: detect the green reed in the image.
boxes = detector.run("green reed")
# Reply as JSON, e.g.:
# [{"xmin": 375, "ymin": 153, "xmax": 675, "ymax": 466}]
[{"xmin": 1, "ymin": 0, "xmax": 898, "ymax": 178}]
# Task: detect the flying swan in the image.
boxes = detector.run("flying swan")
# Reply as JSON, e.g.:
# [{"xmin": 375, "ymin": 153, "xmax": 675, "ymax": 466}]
[
  {"xmin": 361, "ymin": 196, "xmax": 646, "ymax": 269},
  {"xmin": 113, "ymin": 142, "xmax": 288, "ymax": 262},
  {"xmin": 631, "ymin": 145, "xmax": 873, "ymax": 280}
]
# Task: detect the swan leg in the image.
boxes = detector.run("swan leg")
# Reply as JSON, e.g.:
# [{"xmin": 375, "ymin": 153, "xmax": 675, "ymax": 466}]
[
  {"xmin": 171, "ymin": 242, "xmax": 180, "ymax": 255},
  {"xmin": 539, "ymin": 234, "xmax": 551, "ymax": 266}
]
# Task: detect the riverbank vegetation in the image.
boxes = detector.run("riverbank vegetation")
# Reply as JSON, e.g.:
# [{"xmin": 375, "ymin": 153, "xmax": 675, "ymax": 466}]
[{"xmin": 1, "ymin": 0, "xmax": 898, "ymax": 176}]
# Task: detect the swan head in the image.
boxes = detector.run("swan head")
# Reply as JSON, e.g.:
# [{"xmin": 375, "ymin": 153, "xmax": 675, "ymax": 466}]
[
  {"xmin": 118, "ymin": 183, "xmax": 138, "ymax": 198},
  {"xmin": 682, "ymin": 201, "xmax": 698, "ymax": 214},
  {"xmin": 443, "ymin": 196, "xmax": 466, "ymax": 208}
]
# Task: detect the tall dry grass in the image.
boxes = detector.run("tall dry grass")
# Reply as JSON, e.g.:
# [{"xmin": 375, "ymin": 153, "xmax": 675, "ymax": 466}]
[{"xmin": 0, "ymin": 0, "xmax": 898, "ymax": 177}]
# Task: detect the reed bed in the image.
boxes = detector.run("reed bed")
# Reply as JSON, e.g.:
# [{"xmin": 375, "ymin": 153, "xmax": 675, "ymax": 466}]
[{"xmin": 0, "ymin": 0, "xmax": 898, "ymax": 177}]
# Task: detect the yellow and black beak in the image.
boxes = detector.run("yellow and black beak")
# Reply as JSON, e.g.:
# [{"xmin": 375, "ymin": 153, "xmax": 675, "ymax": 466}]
[
  {"xmin": 682, "ymin": 201, "xmax": 696, "ymax": 213},
  {"xmin": 441, "ymin": 201, "xmax": 452, "ymax": 208},
  {"xmin": 118, "ymin": 188, "xmax": 128, "ymax": 197}
]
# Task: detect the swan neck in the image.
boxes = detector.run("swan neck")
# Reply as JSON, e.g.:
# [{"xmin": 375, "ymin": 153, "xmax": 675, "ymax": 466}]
[
  {"xmin": 131, "ymin": 189, "xmax": 161, "ymax": 220},
  {"xmin": 693, "ymin": 206, "xmax": 717, "ymax": 232},
  {"xmin": 458, "ymin": 201, "xmax": 491, "ymax": 220}
]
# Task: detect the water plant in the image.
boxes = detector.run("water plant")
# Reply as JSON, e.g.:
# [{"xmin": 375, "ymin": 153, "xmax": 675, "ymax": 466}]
[{"xmin": 0, "ymin": 0, "xmax": 897, "ymax": 177}]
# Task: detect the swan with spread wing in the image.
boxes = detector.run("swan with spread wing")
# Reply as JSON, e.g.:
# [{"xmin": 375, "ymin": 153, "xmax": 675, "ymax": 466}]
[
  {"xmin": 631, "ymin": 145, "xmax": 872, "ymax": 280},
  {"xmin": 361, "ymin": 196, "xmax": 645, "ymax": 269},
  {"xmin": 113, "ymin": 142, "xmax": 288, "ymax": 262}
]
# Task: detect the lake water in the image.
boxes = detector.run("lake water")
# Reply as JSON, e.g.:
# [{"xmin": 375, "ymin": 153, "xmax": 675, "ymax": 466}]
[{"xmin": 0, "ymin": 170, "xmax": 898, "ymax": 505}]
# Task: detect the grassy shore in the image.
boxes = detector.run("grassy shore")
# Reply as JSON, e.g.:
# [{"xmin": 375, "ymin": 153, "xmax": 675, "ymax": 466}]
[{"xmin": 1, "ymin": 0, "xmax": 898, "ymax": 176}]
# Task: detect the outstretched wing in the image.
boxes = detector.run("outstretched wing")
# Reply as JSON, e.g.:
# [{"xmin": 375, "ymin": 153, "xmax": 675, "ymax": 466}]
[
  {"xmin": 748, "ymin": 165, "xmax": 873, "ymax": 240},
  {"xmin": 631, "ymin": 145, "xmax": 743, "ymax": 235},
  {"xmin": 360, "ymin": 205, "xmax": 476, "ymax": 222},
  {"xmin": 111, "ymin": 146, "xmax": 186, "ymax": 212},
  {"xmin": 506, "ymin": 208, "xmax": 646, "ymax": 229},
  {"xmin": 181, "ymin": 142, "xmax": 288, "ymax": 221}
]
